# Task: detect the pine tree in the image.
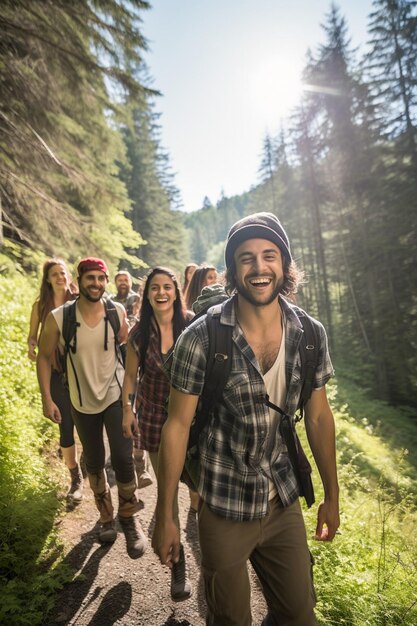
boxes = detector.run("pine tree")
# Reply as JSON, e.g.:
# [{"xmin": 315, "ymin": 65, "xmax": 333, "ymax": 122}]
[
  {"xmin": 366, "ymin": 0, "xmax": 417, "ymax": 164},
  {"xmin": 0, "ymin": 0, "xmax": 150, "ymax": 266}
]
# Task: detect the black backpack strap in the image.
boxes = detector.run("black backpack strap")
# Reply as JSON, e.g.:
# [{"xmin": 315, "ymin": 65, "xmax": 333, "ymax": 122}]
[
  {"xmin": 265, "ymin": 395, "xmax": 315, "ymax": 508},
  {"xmin": 61, "ymin": 299, "xmax": 83, "ymax": 406},
  {"xmin": 103, "ymin": 298, "xmax": 121, "ymax": 351},
  {"xmin": 294, "ymin": 309, "xmax": 320, "ymax": 420},
  {"xmin": 187, "ymin": 305, "xmax": 233, "ymax": 449}
]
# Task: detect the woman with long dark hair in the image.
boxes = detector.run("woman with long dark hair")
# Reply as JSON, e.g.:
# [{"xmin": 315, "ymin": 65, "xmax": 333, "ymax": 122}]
[
  {"xmin": 182, "ymin": 262, "xmax": 198, "ymax": 295},
  {"xmin": 28, "ymin": 257, "xmax": 83, "ymax": 504},
  {"xmin": 184, "ymin": 264, "xmax": 217, "ymax": 310},
  {"xmin": 122, "ymin": 266, "xmax": 192, "ymax": 601}
]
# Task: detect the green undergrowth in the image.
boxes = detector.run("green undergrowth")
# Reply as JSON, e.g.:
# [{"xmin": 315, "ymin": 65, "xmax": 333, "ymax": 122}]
[
  {"xmin": 0, "ymin": 253, "xmax": 72, "ymax": 625},
  {"xmin": 300, "ymin": 380, "xmax": 417, "ymax": 625},
  {"xmin": 0, "ymin": 249, "xmax": 416, "ymax": 624}
]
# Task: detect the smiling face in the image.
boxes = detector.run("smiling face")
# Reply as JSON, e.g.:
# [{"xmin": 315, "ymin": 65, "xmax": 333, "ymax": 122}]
[
  {"xmin": 78, "ymin": 270, "xmax": 108, "ymax": 302},
  {"xmin": 115, "ymin": 273, "xmax": 132, "ymax": 298},
  {"xmin": 234, "ymin": 238, "xmax": 284, "ymax": 307},
  {"xmin": 147, "ymin": 273, "xmax": 176, "ymax": 314},
  {"xmin": 48, "ymin": 264, "xmax": 69, "ymax": 291}
]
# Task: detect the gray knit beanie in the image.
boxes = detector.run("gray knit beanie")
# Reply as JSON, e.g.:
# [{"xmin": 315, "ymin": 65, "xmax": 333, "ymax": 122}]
[{"xmin": 225, "ymin": 212, "xmax": 292, "ymax": 268}]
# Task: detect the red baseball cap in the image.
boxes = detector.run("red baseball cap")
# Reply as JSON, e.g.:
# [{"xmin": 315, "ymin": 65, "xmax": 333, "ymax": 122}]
[{"xmin": 77, "ymin": 257, "xmax": 109, "ymax": 277}]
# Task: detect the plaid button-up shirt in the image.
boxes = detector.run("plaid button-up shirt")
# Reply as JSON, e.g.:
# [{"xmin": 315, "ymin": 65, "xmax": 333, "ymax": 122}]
[
  {"xmin": 130, "ymin": 321, "xmax": 170, "ymax": 452},
  {"xmin": 170, "ymin": 295, "xmax": 334, "ymax": 521}
]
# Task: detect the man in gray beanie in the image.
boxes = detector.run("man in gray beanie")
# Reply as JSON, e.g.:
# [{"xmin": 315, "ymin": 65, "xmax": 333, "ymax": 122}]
[{"xmin": 153, "ymin": 212, "xmax": 340, "ymax": 625}]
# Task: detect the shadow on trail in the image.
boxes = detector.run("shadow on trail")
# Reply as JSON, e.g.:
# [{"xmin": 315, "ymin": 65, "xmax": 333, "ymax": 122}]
[
  {"xmin": 87, "ymin": 581, "xmax": 132, "ymax": 625},
  {"xmin": 162, "ymin": 616, "xmax": 192, "ymax": 626},
  {"xmin": 49, "ymin": 526, "xmax": 112, "ymax": 624}
]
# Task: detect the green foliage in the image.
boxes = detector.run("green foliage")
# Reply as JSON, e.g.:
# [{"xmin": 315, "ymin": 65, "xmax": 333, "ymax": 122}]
[
  {"xmin": 0, "ymin": 260, "xmax": 71, "ymax": 625},
  {"xmin": 294, "ymin": 379, "xmax": 417, "ymax": 625},
  {"xmin": 182, "ymin": 3, "xmax": 417, "ymax": 410},
  {"xmin": 0, "ymin": 0, "xmax": 151, "ymax": 266}
]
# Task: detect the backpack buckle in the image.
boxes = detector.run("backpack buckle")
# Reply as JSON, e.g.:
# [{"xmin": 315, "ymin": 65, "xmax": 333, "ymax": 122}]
[{"xmin": 214, "ymin": 352, "xmax": 228, "ymax": 362}]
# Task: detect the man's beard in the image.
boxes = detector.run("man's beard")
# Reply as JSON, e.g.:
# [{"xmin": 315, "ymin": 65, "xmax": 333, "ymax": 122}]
[
  {"xmin": 236, "ymin": 277, "xmax": 283, "ymax": 307},
  {"xmin": 117, "ymin": 286, "xmax": 129, "ymax": 298},
  {"xmin": 79, "ymin": 283, "xmax": 104, "ymax": 302}
]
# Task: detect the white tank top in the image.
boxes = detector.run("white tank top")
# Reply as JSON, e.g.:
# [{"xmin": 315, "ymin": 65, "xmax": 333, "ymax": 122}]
[
  {"xmin": 262, "ymin": 324, "xmax": 286, "ymax": 499},
  {"xmin": 52, "ymin": 301, "xmax": 125, "ymax": 414}
]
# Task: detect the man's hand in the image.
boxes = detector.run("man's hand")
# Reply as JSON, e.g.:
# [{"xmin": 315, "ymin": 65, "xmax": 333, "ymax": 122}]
[
  {"xmin": 314, "ymin": 498, "xmax": 340, "ymax": 541},
  {"xmin": 42, "ymin": 398, "xmax": 62, "ymax": 424},
  {"xmin": 152, "ymin": 517, "xmax": 181, "ymax": 569},
  {"xmin": 122, "ymin": 407, "xmax": 138, "ymax": 438}
]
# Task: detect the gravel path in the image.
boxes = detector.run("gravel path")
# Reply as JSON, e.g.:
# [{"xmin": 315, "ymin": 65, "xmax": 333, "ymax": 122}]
[{"xmin": 49, "ymin": 457, "xmax": 267, "ymax": 626}]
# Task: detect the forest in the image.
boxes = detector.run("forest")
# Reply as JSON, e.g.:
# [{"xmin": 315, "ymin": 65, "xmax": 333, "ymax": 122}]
[
  {"xmin": 1, "ymin": 0, "xmax": 416, "ymax": 408},
  {"xmin": 0, "ymin": 0, "xmax": 416, "ymax": 624}
]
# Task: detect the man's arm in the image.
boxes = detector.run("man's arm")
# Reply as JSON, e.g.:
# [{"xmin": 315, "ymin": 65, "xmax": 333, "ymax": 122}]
[
  {"xmin": 152, "ymin": 387, "xmax": 199, "ymax": 567},
  {"xmin": 36, "ymin": 313, "xmax": 62, "ymax": 424},
  {"xmin": 304, "ymin": 386, "xmax": 340, "ymax": 541}
]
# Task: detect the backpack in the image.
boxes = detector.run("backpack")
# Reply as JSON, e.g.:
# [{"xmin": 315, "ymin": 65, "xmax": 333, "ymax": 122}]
[
  {"xmin": 61, "ymin": 297, "xmax": 126, "ymax": 407},
  {"xmin": 181, "ymin": 300, "xmax": 320, "ymax": 508}
]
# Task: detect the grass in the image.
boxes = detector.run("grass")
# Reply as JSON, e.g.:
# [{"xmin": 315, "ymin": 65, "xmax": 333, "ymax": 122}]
[{"xmin": 0, "ymin": 252, "xmax": 73, "ymax": 625}]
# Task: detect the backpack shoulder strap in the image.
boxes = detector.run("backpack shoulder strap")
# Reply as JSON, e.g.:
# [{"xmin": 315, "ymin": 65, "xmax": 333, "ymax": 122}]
[
  {"xmin": 104, "ymin": 297, "xmax": 121, "ymax": 350},
  {"xmin": 62, "ymin": 299, "xmax": 78, "ymax": 352},
  {"xmin": 61, "ymin": 298, "xmax": 83, "ymax": 406},
  {"xmin": 202, "ymin": 304, "xmax": 233, "ymax": 408},
  {"xmin": 294, "ymin": 307, "xmax": 320, "ymax": 419},
  {"xmin": 187, "ymin": 304, "xmax": 233, "ymax": 449}
]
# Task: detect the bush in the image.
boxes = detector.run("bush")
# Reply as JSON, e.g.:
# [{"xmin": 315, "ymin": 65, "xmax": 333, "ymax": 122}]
[{"xmin": 0, "ymin": 255, "xmax": 70, "ymax": 625}]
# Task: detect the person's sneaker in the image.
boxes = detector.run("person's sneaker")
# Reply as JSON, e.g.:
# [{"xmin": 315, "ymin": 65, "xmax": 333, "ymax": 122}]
[
  {"xmin": 98, "ymin": 520, "xmax": 117, "ymax": 543},
  {"xmin": 171, "ymin": 544, "xmax": 192, "ymax": 601},
  {"xmin": 137, "ymin": 470, "xmax": 153, "ymax": 489},
  {"xmin": 67, "ymin": 465, "xmax": 83, "ymax": 504},
  {"xmin": 118, "ymin": 515, "xmax": 147, "ymax": 559}
]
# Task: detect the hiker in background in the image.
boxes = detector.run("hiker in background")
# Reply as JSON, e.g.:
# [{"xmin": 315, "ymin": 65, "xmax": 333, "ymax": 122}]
[
  {"xmin": 122, "ymin": 266, "xmax": 193, "ymax": 601},
  {"xmin": 111, "ymin": 270, "xmax": 141, "ymax": 330},
  {"xmin": 37, "ymin": 257, "xmax": 147, "ymax": 558},
  {"xmin": 184, "ymin": 264, "xmax": 218, "ymax": 310},
  {"xmin": 28, "ymin": 257, "xmax": 83, "ymax": 505},
  {"xmin": 182, "ymin": 262, "xmax": 198, "ymax": 295},
  {"xmin": 110, "ymin": 272, "xmax": 152, "ymax": 491},
  {"xmin": 153, "ymin": 212, "xmax": 340, "ymax": 626}
]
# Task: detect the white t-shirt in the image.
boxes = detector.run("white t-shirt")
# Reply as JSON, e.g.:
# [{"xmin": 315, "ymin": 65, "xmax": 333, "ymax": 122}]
[
  {"xmin": 52, "ymin": 301, "xmax": 125, "ymax": 414},
  {"xmin": 262, "ymin": 324, "xmax": 286, "ymax": 499}
]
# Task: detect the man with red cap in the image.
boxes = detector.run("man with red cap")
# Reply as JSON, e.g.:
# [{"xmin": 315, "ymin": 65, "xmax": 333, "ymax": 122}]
[
  {"xmin": 37, "ymin": 257, "xmax": 147, "ymax": 558},
  {"xmin": 153, "ymin": 213, "xmax": 340, "ymax": 625}
]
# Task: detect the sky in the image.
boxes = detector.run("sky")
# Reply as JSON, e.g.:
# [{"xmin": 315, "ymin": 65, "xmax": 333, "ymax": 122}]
[{"xmin": 141, "ymin": 0, "xmax": 374, "ymax": 213}]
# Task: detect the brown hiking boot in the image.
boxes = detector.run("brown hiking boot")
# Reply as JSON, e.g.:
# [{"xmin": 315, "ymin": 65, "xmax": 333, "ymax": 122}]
[
  {"xmin": 67, "ymin": 465, "xmax": 83, "ymax": 504},
  {"xmin": 134, "ymin": 449, "xmax": 153, "ymax": 489},
  {"xmin": 98, "ymin": 520, "xmax": 117, "ymax": 544},
  {"xmin": 171, "ymin": 544, "xmax": 192, "ymax": 601},
  {"xmin": 118, "ymin": 515, "xmax": 147, "ymax": 559}
]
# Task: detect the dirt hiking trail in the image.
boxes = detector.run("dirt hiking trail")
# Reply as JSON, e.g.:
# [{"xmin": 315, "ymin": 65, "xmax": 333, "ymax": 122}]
[{"xmin": 49, "ymin": 455, "xmax": 267, "ymax": 626}]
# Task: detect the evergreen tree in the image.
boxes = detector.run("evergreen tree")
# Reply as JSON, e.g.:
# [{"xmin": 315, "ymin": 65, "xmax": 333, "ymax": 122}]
[
  {"xmin": 119, "ymin": 89, "xmax": 187, "ymax": 276},
  {"xmin": 366, "ymin": 0, "xmax": 417, "ymax": 164},
  {"xmin": 0, "ymin": 0, "xmax": 150, "ymax": 266}
]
